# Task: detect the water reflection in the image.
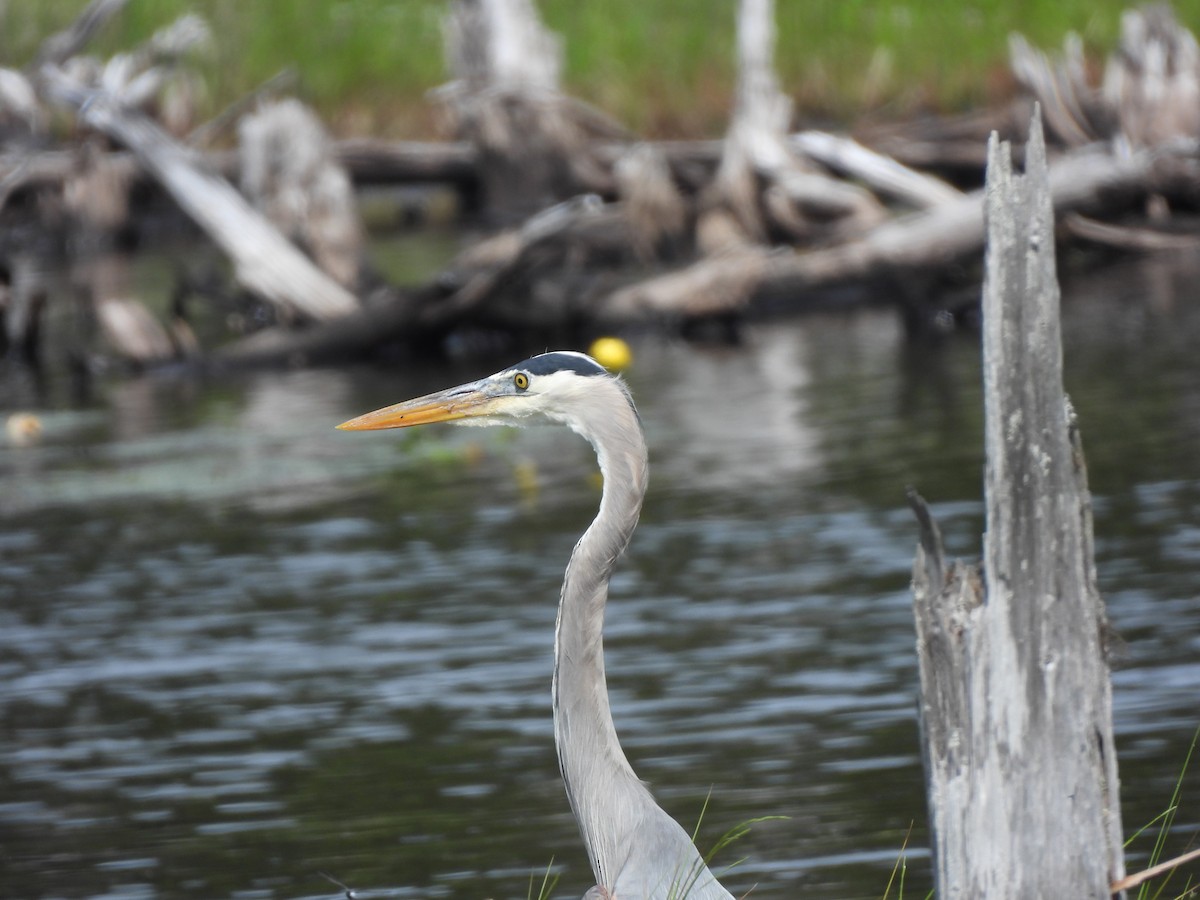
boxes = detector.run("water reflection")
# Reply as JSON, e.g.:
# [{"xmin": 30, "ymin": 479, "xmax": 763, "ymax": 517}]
[
  {"xmin": 1, "ymin": 256, "xmax": 1199, "ymax": 898},
  {"xmin": 643, "ymin": 331, "xmax": 821, "ymax": 489}
]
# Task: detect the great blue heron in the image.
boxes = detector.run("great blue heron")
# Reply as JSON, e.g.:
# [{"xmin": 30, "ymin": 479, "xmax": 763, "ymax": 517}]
[{"xmin": 339, "ymin": 351, "xmax": 735, "ymax": 900}]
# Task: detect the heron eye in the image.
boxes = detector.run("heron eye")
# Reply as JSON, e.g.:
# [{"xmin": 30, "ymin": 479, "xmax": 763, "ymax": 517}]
[{"xmin": 513, "ymin": 372, "xmax": 530, "ymax": 391}]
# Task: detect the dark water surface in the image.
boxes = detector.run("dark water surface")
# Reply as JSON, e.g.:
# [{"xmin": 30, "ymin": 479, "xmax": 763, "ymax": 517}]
[{"xmin": 2, "ymin": 255, "xmax": 1199, "ymax": 898}]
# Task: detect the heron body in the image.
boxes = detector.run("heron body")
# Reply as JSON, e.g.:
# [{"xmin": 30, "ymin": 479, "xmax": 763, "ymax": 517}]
[{"xmin": 339, "ymin": 352, "xmax": 734, "ymax": 900}]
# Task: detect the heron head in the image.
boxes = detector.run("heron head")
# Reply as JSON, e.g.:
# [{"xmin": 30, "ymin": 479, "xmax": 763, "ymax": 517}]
[{"xmin": 337, "ymin": 351, "xmax": 627, "ymax": 434}]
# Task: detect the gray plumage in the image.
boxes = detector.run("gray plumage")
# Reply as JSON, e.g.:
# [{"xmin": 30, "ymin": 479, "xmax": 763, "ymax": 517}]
[{"xmin": 339, "ymin": 351, "xmax": 734, "ymax": 900}]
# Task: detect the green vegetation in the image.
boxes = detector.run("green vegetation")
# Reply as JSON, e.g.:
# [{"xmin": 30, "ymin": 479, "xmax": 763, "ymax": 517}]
[
  {"xmin": 528, "ymin": 857, "xmax": 560, "ymax": 900},
  {"xmin": 1125, "ymin": 725, "xmax": 1199, "ymax": 900},
  {"xmin": 881, "ymin": 823, "xmax": 924, "ymax": 900},
  {"xmin": 0, "ymin": 2, "xmax": 1187, "ymax": 136},
  {"xmin": 681, "ymin": 791, "xmax": 786, "ymax": 898}
]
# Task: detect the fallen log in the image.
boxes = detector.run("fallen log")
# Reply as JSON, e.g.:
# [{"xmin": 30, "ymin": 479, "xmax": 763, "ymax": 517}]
[
  {"xmin": 605, "ymin": 138, "xmax": 1156, "ymax": 318},
  {"xmin": 38, "ymin": 69, "xmax": 359, "ymax": 323},
  {"xmin": 211, "ymin": 132, "xmax": 1170, "ymax": 362},
  {"xmin": 602, "ymin": 249, "xmax": 769, "ymax": 322},
  {"xmin": 790, "ymin": 131, "xmax": 964, "ymax": 209},
  {"xmin": 334, "ymin": 138, "xmax": 478, "ymax": 186},
  {"xmin": 214, "ymin": 194, "xmax": 615, "ymax": 366},
  {"xmin": 1063, "ymin": 211, "xmax": 1200, "ymax": 250}
]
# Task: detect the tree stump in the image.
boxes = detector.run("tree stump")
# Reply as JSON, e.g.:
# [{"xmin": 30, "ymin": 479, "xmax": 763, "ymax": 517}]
[
  {"xmin": 437, "ymin": 0, "xmax": 620, "ymax": 219},
  {"xmin": 910, "ymin": 106, "xmax": 1126, "ymax": 898},
  {"xmin": 703, "ymin": 0, "xmax": 883, "ymax": 249}
]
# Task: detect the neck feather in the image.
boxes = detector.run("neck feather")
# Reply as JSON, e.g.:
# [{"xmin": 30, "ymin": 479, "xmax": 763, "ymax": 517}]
[
  {"xmin": 551, "ymin": 382, "xmax": 652, "ymax": 883},
  {"xmin": 546, "ymin": 379, "xmax": 733, "ymax": 900}
]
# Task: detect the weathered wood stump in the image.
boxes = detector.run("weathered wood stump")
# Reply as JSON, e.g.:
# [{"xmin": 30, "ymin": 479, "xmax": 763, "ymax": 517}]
[
  {"xmin": 704, "ymin": 0, "xmax": 884, "ymax": 250},
  {"xmin": 910, "ymin": 107, "xmax": 1126, "ymax": 897},
  {"xmin": 437, "ymin": 0, "xmax": 621, "ymax": 219}
]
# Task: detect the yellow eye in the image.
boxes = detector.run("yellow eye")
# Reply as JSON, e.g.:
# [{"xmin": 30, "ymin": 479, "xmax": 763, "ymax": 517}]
[{"xmin": 513, "ymin": 372, "xmax": 529, "ymax": 390}]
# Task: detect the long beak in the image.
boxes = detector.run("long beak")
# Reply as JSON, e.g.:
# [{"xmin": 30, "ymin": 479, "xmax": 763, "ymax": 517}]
[{"xmin": 337, "ymin": 382, "xmax": 495, "ymax": 431}]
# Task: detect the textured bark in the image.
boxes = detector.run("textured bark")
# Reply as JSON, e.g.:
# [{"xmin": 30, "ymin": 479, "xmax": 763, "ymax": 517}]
[{"xmin": 911, "ymin": 107, "xmax": 1125, "ymax": 898}]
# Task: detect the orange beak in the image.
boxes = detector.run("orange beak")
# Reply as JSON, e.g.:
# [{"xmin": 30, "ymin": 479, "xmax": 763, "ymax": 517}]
[{"xmin": 336, "ymin": 382, "xmax": 497, "ymax": 431}]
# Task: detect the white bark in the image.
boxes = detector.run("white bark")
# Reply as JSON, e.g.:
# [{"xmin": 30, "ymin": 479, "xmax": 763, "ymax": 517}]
[
  {"xmin": 790, "ymin": 131, "xmax": 964, "ymax": 209},
  {"xmin": 239, "ymin": 99, "xmax": 364, "ymax": 290}
]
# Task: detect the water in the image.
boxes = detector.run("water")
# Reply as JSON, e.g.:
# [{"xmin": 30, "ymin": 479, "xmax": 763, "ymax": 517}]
[{"xmin": 2, "ymin": 254, "xmax": 1199, "ymax": 898}]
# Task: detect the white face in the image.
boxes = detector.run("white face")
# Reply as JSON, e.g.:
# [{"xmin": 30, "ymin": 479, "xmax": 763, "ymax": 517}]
[
  {"xmin": 338, "ymin": 352, "xmax": 628, "ymax": 437},
  {"xmin": 458, "ymin": 367, "xmax": 608, "ymax": 428}
]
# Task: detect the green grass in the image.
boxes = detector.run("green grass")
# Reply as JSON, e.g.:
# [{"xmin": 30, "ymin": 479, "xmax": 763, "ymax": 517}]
[
  {"xmin": 1, "ymin": 1, "xmax": 1190, "ymax": 138},
  {"xmin": 1125, "ymin": 725, "xmax": 1199, "ymax": 900},
  {"xmin": 668, "ymin": 791, "xmax": 786, "ymax": 899},
  {"xmin": 528, "ymin": 856, "xmax": 560, "ymax": 900}
]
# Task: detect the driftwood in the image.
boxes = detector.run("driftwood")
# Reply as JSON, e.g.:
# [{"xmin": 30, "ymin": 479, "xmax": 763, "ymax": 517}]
[
  {"xmin": 910, "ymin": 107, "xmax": 1125, "ymax": 897},
  {"xmin": 0, "ymin": 139, "xmax": 478, "ymax": 201},
  {"xmin": 7, "ymin": 0, "xmax": 1200, "ymax": 373},
  {"xmin": 206, "ymin": 132, "xmax": 1163, "ymax": 361},
  {"xmin": 790, "ymin": 131, "xmax": 964, "ymax": 210},
  {"xmin": 0, "ymin": 0, "xmax": 359, "ymax": 372},
  {"xmin": 613, "ymin": 143, "xmax": 690, "ymax": 261},
  {"xmin": 46, "ymin": 9, "xmax": 212, "ymax": 136},
  {"xmin": 1012, "ymin": 3, "xmax": 1200, "ymax": 152},
  {"xmin": 239, "ymin": 99, "xmax": 364, "ymax": 290},
  {"xmin": 335, "ymin": 138, "xmax": 478, "ymax": 187},
  {"xmin": 1064, "ymin": 210, "xmax": 1200, "ymax": 250},
  {"xmin": 705, "ymin": 0, "xmax": 794, "ymax": 246},
  {"xmin": 215, "ymin": 194, "xmax": 616, "ymax": 367},
  {"xmin": 0, "ymin": 131, "xmax": 957, "ymax": 202},
  {"xmin": 95, "ymin": 296, "xmax": 176, "ymax": 365},
  {"xmin": 606, "ymin": 138, "xmax": 1155, "ymax": 320},
  {"xmin": 0, "ymin": 68, "xmax": 43, "ymax": 135},
  {"xmin": 38, "ymin": 68, "xmax": 359, "ymax": 323}
]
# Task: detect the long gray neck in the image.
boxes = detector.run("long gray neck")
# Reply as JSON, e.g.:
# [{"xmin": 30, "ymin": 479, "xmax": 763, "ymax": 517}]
[
  {"xmin": 552, "ymin": 390, "xmax": 652, "ymax": 885},
  {"xmin": 548, "ymin": 382, "xmax": 734, "ymax": 900}
]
